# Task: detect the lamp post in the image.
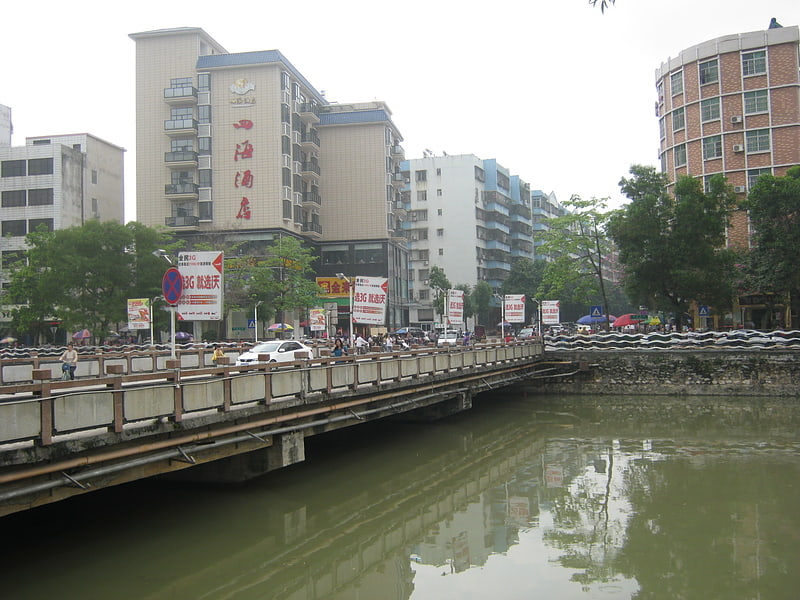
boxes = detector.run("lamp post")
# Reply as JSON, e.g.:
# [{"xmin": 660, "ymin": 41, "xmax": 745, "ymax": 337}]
[
  {"xmin": 336, "ymin": 273, "xmax": 353, "ymax": 343},
  {"xmin": 493, "ymin": 293, "xmax": 506, "ymax": 341},
  {"xmin": 149, "ymin": 296, "xmax": 163, "ymax": 347},
  {"xmin": 254, "ymin": 300, "xmax": 263, "ymax": 343}
]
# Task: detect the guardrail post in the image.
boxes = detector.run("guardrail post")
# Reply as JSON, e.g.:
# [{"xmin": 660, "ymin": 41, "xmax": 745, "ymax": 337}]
[{"xmin": 106, "ymin": 364, "xmax": 125, "ymax": 433}]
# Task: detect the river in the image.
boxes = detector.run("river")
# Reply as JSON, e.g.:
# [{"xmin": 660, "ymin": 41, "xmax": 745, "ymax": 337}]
[{"xmin": 1, "ymin": 391, "xmax": 799, "ymax": 599}]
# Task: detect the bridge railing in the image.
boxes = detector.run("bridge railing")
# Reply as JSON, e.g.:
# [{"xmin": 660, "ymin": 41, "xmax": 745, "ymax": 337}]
[{"xmin": 0, "ymin": 341, "xmax": 543, "ymax": 450}]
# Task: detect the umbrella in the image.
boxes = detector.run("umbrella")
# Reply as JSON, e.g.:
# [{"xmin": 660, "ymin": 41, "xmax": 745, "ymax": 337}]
[
  {"xmin": 267, "ymin": 323, "xmax": 294, "ymax": 332},
  {"xmin": 612, "ymin": 313, "xmax": 646, "ymax": 327},
  {"xmin": 0, "ymin": 336, "xmax": 16, "ymax": 344},
  {"xmin": 576, "ymin": 314, "xmax": 616, "ymax": 325},
  {"xmin": 174, "ymin": 331, "xmax": 193, "ymax": 340},
  {"xmin": 648, "ymin": 316, "xmax": 661, "ymax": 326},
  {"xmin": 72, "ymin": 329, "xmax": 91, "ymax": 339},
  {"xmin": 393, "ymin": 327, "xmax": 410, "ymax": 334},
  {"xmin": 497, "ymin": 321, "xmax": 512, "ymax": 328}
]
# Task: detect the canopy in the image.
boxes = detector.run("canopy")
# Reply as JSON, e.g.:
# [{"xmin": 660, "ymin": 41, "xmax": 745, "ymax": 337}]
[
  {"xmin": 576, "ymin": 314, "xmax": 616, "ymax": 325},
  {"xmin": 267, "ymin": 323, "xmax": 294, "ymax": 332},
  {"xmin": 612, "ymin": 313, "xmax": 646, "ymax": 327},
  {"xmin": 174, "ymin": 331, "xmax": 193, "ymax": 340},
  {"xmin": 72, "ymin": 329, "xmax": 91, "ymax": 339}
]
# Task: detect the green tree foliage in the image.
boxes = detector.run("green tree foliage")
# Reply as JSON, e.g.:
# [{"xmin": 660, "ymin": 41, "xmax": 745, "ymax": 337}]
[
  {"xmin": 500, "ymin": 258, "xmax": 546, "ymax": 323},
  {"xmin": 5, "ymin": 221, "xmax": 173, "ymax": 342},
  {"xmin": 589, "ymin": 0, "xmax": 615, "ymax": 12},
  {"xmin": 608, "ymin": 165, "xmax": 738, "ymax": 329},
  {"xmin": 247, "ymin": 236, "xmax": 323, "ymax": 325},
  {"xmin": 537, "ymin": 195, "xmax": 616, "ymax": 326},
  {"xmin": 740, "ymin": 166, "xmax": 800, "ymax": 327},
  {"xmin": 470, "ymin": 281, "xmax": 493, "ymax": 326},
  {"xmin": 427, "ymin": 265, "xmax": 452, "ymax": 318}
]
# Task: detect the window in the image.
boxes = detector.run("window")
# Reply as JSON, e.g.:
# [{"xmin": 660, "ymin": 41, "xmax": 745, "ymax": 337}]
[
  {"xmin": 418, "ymin": 269, "xmax": 429, "ymax": 281},
  {"xmin": 674, "ymin": 143, "xmax": 687, "ymax": 167},
  {"xmin": 198, "ymin": 105, "xmax": 211, "ymax": 124},
  {"xmin": 171, "ymin": 139, "xmax": 193, "ymax": 152},
  {"xmin": 702, "ymin": 135, "xmax": 722, "ymax": 160},
  {"xmin": 2, "ymin": 220, "xmax": 26, "ymax": 237},
  {"xmin": 700, "ymin": 98, "xmax": 720, "ymax": 122},
  {"xmin": 198, "ymin": 169, "xmax": 212, "ymax": 187},
  {"xmin": 436, "ymin": 168, "xmax": 441, "ymax": 176},
  {"xmin": 436, "ymin": 189, "xmax": 442, "ymax": 196},
  {"xmin": 474, "ymin": 166, "xmax": 485, "ymax": 182},
  {"xmin": 28, "ymin": 158, "xmax": 53, "ymax": 175},
  {"xmin": 2, "ymin": 250, "xmax": 25, "ymax": 268},
  {"xmin": 198, "ymin": 73, "xmax": 210, "ymax": 92},
  {"xmin": 1, "ymin": 160, "xmax": 26, "ymax": 177},
  {"xmin": 672, "ymin": 107, "xmax": 685, "ymax": 131},
  {"xmin": 32, "ymin": 139, "xmax": 51, "ymax": 146},
  {"xmin": 747, "ymin": 168, "xmax": 771, "ymax": 188},
  {"xmin": 417, "ymin": 190, "xmax": 427, "ymax": 202},
  {"xmin": 281, "ymin": 135, "xmax": 291, "ymax": 155},
  {"xmin": 436, "ymin": 228, "xmax": 444, "ymax": 237},
  {"xmin": 415, "ymin": 170, "xmax": 427, "ymax": 182},
  {"xmin": 1, "ymin": 190, "xmax": 26, "ymax": 207},
  {"xmin": 28, "ymin": 188, "xmax": 53, "ymax": 205},
  {"xmin": 744, "ymin": 90, "xmax": 769, "ymax": 114},
  {"xmin": 703, "ymin": 175, "xmax": 714, "ymax": 194},
  {"xmin": 745, "ymin": 129, "xmax": 771, "ymax": 153},
  {"xmin": 282, "ymin": 167, "xmax": 292, "ymax": 187},
  {"xmin": 438, "ymin": 248, "xmax": 444, "ymax": 256},
  {"xmin": 437, "ymin": 208, "xmax": 443, "ymax": 216},
  {"xmin": 699, "ymin": 59, "xmax": 719, "ymax": 85},
  {"xmin": 418, "ymin": 290, "xmax": 429, "ymax": 301},
  {"xmin": 92, "ymin": 198, "xmax": 98, "ymax": 216},
  {"xmin": 29, "ymin": 218, "xmax": 53, "ymax": 232},
  {"xmin": 742, "ymin": 50, "xmax": 766, "ymax": 76},
  {"xmin": 91, "ymin": 169, "xmax": 98, "ymax": 184},
  {"xmin": 196, "ymin": 137, "xmax": 211, "ymax": 156},
  {"xmin": 659, "ymin": 117, "xmax": 665, "ymax": 139},
  {"xmin": 281, "ymin": 72, "xmax": 290, "ymax": 91},
  {"xmin": 670, "ymin": 71, "xmax": 683, "ymax": 95}
]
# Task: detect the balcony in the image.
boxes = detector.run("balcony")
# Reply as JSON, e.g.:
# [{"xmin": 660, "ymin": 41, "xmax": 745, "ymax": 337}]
[
  {"xmin": 302, "ymin": 222, "xmax": 323, "ymax": 237},
  {"xmin": 164, "ymin": 150, "xmax": 198, "ymax": 166},
  {"xmin": 391, "ymin": 172, "xmax": 407, "ymax": 187},
  {"xmin": 390, "ymin": 144, "xmax": 404, "ymax": 157},
  {"xmin": 163, "ymin": 86, "xmax": 198, "ymax": 105},
  {"xmin": 302, "ymin": 191, "xmax": 322, "ymax": 206},
  {"xmin": 296, "ymin": 102, "xmax": 320, "ymax": 123},
  {"xmin": 300, "ymin": 131, "xmax": 321, "ymax": 150},
  {"xmin": 301, "ymin": 162, "xmax": 321, "ymax": 177},
  {"xmin": 165, "ymin": 182, "xmax": 199, "ymax": 198},
  {"xmin": 165, "ymin": 215, "xmax": 200, "ymax": 228},
  {"xmin": 164, "ymin": 118, "xmax": 198, "ymax": 135}
]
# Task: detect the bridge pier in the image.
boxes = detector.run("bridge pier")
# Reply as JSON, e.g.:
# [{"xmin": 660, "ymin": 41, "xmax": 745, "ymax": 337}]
[{"xmin": 399, "ymin": 391, "xmax": 474, "ymax": 422}]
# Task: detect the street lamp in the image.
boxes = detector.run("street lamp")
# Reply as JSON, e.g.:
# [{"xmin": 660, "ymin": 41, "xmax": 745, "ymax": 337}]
[
  {"xmin": 254, "ymin": 300, "xmax": 263, "ymax": 343},
  {"xmin": 493, "ymin": 293, "xmax": 506, "ymax": 340},
  {"xmin": 336, "ymin": 273, "xmax": 353, "ymax": 342},
  {"xmin": 149, "ymin": 296, "xmax": 163, "ymax": 347}
]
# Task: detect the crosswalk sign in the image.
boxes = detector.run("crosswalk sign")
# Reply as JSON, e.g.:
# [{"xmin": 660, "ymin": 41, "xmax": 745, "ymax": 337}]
[
  {"xmin": 698, "ymin": 305, "xmax": 710, "ymax": 317},
  {"xmin": 590, "ymin": 305, "xmax": 603, "ymax": 317}
]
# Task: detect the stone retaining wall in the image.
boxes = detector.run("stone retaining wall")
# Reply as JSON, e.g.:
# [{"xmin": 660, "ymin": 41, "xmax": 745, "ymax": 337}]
[{"xmin": 533, "ymin": 350, "xmax": 800, "ymax": 397}]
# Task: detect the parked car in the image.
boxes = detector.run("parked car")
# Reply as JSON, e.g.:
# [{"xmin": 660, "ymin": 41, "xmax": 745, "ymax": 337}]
[
  {"xmin": 235, "ymin": 340, "xmax": 313, "ymax": 365},
  {"xmin": 437, "ymin": 332, "xmax": 460, "ymax": 346},
  {"xmin": 518, "ymin": 327, "xmax": 536, "ymax": 339},
  {"xmin": 391, "ymin": 327, "xmax": 427, "ymax": 340}
]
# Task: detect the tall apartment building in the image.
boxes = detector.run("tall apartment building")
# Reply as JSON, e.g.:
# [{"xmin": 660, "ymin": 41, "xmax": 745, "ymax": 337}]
[
  {"xmin": 400, "ymin": 154, "xmax": 536, "ymax": 327},
  {"xmin": 129, "ymin": 28, "xmax": 409, "ymax": 329},
  {"xmin": 0, "ymin": 130, "xmax": 125, "ymax": 280},
  {"xmin": 655, "ymin": 23, "xmax": 800, "ymax": 249}
]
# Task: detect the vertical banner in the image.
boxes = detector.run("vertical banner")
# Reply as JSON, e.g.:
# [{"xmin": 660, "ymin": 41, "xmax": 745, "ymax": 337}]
[
  {"xmin": 177, "ymin": 251, "xmax": 224, "ymax": 320},
  {"xmin": 542, "ymin": 300, "xmax": 560, "ymax": 325},
  {"xmin": 353, "ymin": 276, "xmax": 388, "ymax": 325},
  {"xmin": 127, "ymin": 298, "xmax": 150, "ymax": 330},
  {"xmin": 309, "ymin": 308, "xmax": 326, "ymax": 331},
  {"xmin": 446, "ymin": 289, "xmax": 465, "ymax": 325},
  {"xmin": 504, "ymin": 294, "xmax": 526, "ymax": 323}
]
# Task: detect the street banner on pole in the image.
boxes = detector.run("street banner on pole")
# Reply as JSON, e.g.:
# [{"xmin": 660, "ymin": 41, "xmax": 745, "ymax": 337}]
[
  {"xmin": 504, "ymin": 294, "xmax": 526, "ymax": 323},
  {"xmin": 353, "ymin": 276, "xmax": 388, "ymax": 325},
  {"xmin": 309, "ymin": 308, "xmax": 326, "ymax": 331},
  {"xmin": 176, "ymin": 251, "xmax": 224, "ymax": 320},
  {"xmin": 446, "ymin": 289, "xmax": 465, "ymax": 325},
  {"xmin": 127, "ymin": 298, "xmax": 150, "ymax": 330},
  {"xmin": 542, "ymin": 300, "xmax": 560, "ymax": 325}
]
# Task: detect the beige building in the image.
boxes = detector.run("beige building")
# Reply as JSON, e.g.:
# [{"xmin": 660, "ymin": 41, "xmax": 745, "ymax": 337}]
[{"xmin": 129, "ymin": 27, "xmax": 409, "ymax": 328}]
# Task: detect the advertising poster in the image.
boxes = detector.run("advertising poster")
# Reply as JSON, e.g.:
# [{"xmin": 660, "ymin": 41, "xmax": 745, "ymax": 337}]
[
  {"xmin": 176, "ymin": 251, "xmax": 224, "ymax": 320},
  {"xmin": 315, "ymin": 277, "xmax": 351, "ymax": 297},
  {"xmin": 542, "ymin": 300, "xmax": 561, "ymax": 325},
  {"xmin": 446, "ymin": 289, "xmax": 465, "ymax": 325},
  {"xmin": 352, "ymin": 276, "xmax": 388, "ymax": 325},
  {"xmin": 504, "ymin": 294, "xmax": 526, "ymax": 323},
  {"xmin": 309, "ymin": 308, "xmax": 326, "ymax": 331},
  {"xmin": 127, "ymin": 298, "xmax": 150, "ymax": 330}
]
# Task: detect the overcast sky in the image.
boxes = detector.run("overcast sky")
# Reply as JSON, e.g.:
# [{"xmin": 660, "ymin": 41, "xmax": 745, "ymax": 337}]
[{"xmin": 2, "ymin": 0, "xmax": 797, "ymax": 220}]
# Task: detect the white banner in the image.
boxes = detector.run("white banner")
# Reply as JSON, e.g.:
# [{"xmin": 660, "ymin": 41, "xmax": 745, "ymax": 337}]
[
  {"xmin": 176, "ymin": 251, "xmax": 224, "ymax": 320},
  {"xmin": 504, "ymin": 294, "xmax": 526, "ymax": 323},
  {"xmin": 127, "ymin": 298, "xmax": 150, "ymax": 330},
  {"xmin": 309, "ymin": 308, "xmax": 326, "ymax": 331},
  {"xmin": 446, "ymin": 289, "xmax": 465, "ymax": 325},
  {"xmin": 353, "ymin": 276, "xmax": 388, "ymax": 325},
  {"xmin": 542, "ymin": 300, "xmax": 560, "ymax": 325}
]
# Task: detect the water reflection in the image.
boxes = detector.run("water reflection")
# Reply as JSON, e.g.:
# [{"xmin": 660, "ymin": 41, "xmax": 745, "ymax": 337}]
[{"xmin": 1, "ymin": 394, "xmax": 799, "ymax": 599}]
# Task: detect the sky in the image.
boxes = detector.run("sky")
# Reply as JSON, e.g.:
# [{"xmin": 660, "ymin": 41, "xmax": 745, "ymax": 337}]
[{"xmin": 1, "ymin": 0, "xmax": 798, "ymax": 221}]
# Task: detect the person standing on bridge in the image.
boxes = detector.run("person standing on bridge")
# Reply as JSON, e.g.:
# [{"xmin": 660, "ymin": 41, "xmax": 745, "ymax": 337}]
[{"xmin": 60, "ymin": 342, "xmax": 78, "ymax": 380}]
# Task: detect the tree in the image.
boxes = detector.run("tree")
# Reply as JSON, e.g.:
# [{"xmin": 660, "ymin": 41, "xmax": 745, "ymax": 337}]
[
  {"xmin": 470, "ymin": 281, "xmax": 493, "ymax": 326},
  {"xmin": 537, "ymin": 195, "xmax": 616, "ymax": 328},
  {"xmin": 5, "ymin": 221, "xmax": 173, "ymax": 343},
  {"xmin": 500, "ymin": 258, "xmax": 546, "ymax": 324},
  {"xmin": 427, "ymin": 266, "xmax": 452, "ymax": 320},
  {"xmin": 608, "ymin": 165, "xmax": 737, "ymax": 330},
  {"xmin": 247, "ymin": 236, "xmax": 323, "ymax": 331},
  {"xmin": 740, "ymin": 166, "xmax": 800, "ymax": 327},
  {"xmin": 589, "ymin": 0, "xmax": 615, "ymax": 12}
]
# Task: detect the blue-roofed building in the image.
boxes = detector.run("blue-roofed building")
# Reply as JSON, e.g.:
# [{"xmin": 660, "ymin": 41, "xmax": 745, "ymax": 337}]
[{"xmin": 129, "ymin": 27, "xmax": 409, "ymax": 335}]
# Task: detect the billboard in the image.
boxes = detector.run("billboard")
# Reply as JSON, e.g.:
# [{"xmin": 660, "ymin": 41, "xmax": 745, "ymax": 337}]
[
  {"xmin": 446, "ymin": 289, "xmax": 465, "ymax": 325},
  {"xmin": 127, "ymin": 298, "xmax": 150, "ymax": 330},
  {"xmin": 316, "ymin": 277, "xmax": 351, "ymax": 298},
  {"xmin": 542, "ymin": 300, "xmax": 560, "ymax": 325},
  {"xmin": 176, "ymin": 251, "xmax": 224, "ymax": 320},
  {"xmin": 353, "ymin": 276, "xmax": 388, "ymax": 325},
  {"xmin": 504, "ymin": 294, "xmax": 526, "ymax": 323},
  {"xmin": 308, "ymin": 308, "xmax": 326, "ymax": 331}
]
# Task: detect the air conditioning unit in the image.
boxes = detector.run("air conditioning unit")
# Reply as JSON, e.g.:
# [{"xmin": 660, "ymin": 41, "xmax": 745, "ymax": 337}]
[
  {"xmin": 424, "ymin": 261, "xmax": 429, "ymax": 266},
  {"xmin": 733, "ymin": 185, "xmax": 746, "ymax": 193},
  {"xmin": 410, "ymin": 234, "xmax": 419, "ymax": 241},
  {"xmin": 732, "ymin": 144, "xmax": 744, "ymax": 153},
  {"xmin": 731, "ymin": 115, "xmax": 743, "ymax": 124}
]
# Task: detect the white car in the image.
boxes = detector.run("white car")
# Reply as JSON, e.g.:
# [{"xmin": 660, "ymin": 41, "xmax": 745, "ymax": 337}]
[
  {"xmin": 235, "ymin": 340, "xmax": 312, "ymax": 366},
  {"xmin": 437, "ymin": 332, "xmax": 460, "ymax": 346}
]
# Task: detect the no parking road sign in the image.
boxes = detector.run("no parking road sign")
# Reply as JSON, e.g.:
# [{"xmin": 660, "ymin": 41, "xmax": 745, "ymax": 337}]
[{"xmin": 162, "ymin": 267, "xmax": 183, "ymax": 306}]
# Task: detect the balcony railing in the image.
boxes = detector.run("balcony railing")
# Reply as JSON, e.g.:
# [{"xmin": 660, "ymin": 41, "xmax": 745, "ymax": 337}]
[
  {"xmin": 301, "ymin": 162, "xmax": 321, "ymax": 176},
  {"xmin": 165, "ymin": 183, "xmax": 199, "ymax": 195},
  {"xmin": 164, "ymin": 150, "xmax": 198, "ymax": 163},
  {"xmin": 302, "ymin": 222, "xmax": 323, "ymax": 234},
  {"xmin": 302, "ymin": 191, "xmax": 322, "ymax": 205},
  {"xmin": 165, "ymin": 215, "xmax": 200, "ymax": 228},
  {"xmin": 297, "ymin": 102, "xmax": 321, "ymax": 122},
  {"xmin": 301, "ymin": 132, "xmax": 321, "ymax": 147},
  {"xmin": 163, "ymin": 86, "xmax": 198, "ymax": 102},
  {"xmin": 164, "ymin": 118, "xmax": 198, "ymax": 132}
]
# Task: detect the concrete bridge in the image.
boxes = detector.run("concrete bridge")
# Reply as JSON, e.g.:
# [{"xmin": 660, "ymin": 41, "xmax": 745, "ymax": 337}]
[{"xmin": 0, "ymin": 341, "xmax": 552, "ymax": 516}]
